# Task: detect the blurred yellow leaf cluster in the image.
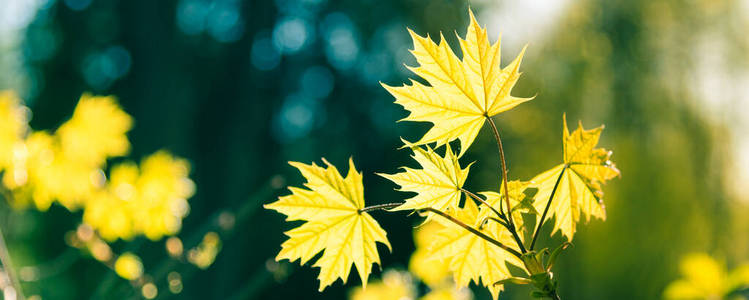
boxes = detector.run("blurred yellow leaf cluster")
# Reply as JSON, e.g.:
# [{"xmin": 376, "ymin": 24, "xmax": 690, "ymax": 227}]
[
  {"xmin": 83, "ymin": 151, "xmax": 194, "ymax": 241},
  {"xmin": 0, "ymin": 90, "xmax": 194, "ymax": 241},
  {"xmin": 349, "ymin": 269, "xmax": 472, "ymax": 300},
  {"xmin": 349, "ymin": 270, "xmax": 416, "ymax": 300},
  {"xmin": 664, "ymin": 253, "xmax": 749, "ymax": 300}
]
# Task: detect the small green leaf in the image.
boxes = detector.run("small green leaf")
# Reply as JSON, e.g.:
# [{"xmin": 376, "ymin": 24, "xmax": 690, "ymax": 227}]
[
  {"xmin": 546, "ymin": 242, "xmax": 573, "ymax": 272},
  {"xmin": 493, "ymin": 277, "xmax": 533, "ymax": 286}
]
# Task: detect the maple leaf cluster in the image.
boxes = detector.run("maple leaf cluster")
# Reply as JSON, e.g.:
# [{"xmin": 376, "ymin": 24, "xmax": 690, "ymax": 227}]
[{"xmin": 266, "ymin": 8, "xmax": 619, "ymax": 299}]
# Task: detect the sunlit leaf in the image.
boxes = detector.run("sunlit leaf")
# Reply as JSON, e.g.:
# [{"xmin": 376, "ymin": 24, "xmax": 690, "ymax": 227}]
[
  {"xmin": 531, "ymin": 115, "xmax": 619, "ymax": 241},
  {"xmin": 266, "ymin": 158, "xmax": 391, "ymax": 291},
  {"xmin": 409, "ymin": 220, "xmax": 452, "ymax": 287},
  {"xmin": 427, "ymin": 199, "xmax": 522, "ymax": 300},
  {"xmin": 379, "ymin": 142, "xmax": 470, "ymax": 214},
  {"xmin": 382, "ymin": 9, "xmax": 532, "ymax": 156}
]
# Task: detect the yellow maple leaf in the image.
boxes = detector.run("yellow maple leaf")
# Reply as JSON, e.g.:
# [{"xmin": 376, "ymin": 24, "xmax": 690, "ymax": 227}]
[
  {"xmin": 379, "ymin": 142, "xmax": 470, "ymax": 213},
  {"xmin": 382, "ymin": 9, "xmax": 532, "ymax": 156},
  {"xmin": 531, "ymin": 115, "xmax": 620, "ymax": 241},
  {"xmin": 427, "ymin": 199, "xmax": 522, "ymax": 300},
  {"xmin": 265, "ymin": 158, "xmax": 391, "ymax": 291},
  {"xmin": 409, "ymin": 220, "xmax": 452, "ymax": 287}
]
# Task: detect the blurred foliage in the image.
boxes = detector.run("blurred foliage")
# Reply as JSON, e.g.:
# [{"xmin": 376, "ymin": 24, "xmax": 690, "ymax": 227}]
[
  {"xmin": 663, "ymin": 253, "xmax": 749, "ymax": 300},
  {"xmin": 0, "ymin": 0, "xmax": 746, "ymax": 299}
]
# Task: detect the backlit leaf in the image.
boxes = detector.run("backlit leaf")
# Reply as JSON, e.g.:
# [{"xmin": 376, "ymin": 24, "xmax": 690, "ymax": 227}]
[
  {"xmin": 379, "ymin": 142, "xmax": 470, "ymax": 214},
  {"xmin": 427, "ymin": 199, "xmax": 522, "ymax": 300},
  {"xmin": 382, "ymin": 9, "xmax": 532, "ymax": 156},
  {"xmin": 266, "ymin": 158, "xmax": 391, "ymax": 291},
  {"xmin": 531, "ymin": 115, "xmax": 619, "ymax": 241}
]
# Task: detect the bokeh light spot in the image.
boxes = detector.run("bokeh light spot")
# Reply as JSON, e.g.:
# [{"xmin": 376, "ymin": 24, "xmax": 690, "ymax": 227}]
[
  {"xmin": 272, "ymin": 17, "xmax": 312, "ymax": 54},
  {"xmin": 176, "ymin": 0, "xmax": 209, "ymax": 35},
  {"xmin": 81, "ymin": 46, "xmax": 132, "ymax": 91},
  {"xmin": 251, "ymin": 33, "xmax": 281, "ymax": 71},
  {"xmin": 272, "ymin": 93, "xmax": 325, "ymax": 142},
  {"xmin": 321, "ymin": 13, "xmax": 360, "ymax": 70},
  {"xmin": 300, "ymin": 66, "xmax": 334, "ymax": 99}
]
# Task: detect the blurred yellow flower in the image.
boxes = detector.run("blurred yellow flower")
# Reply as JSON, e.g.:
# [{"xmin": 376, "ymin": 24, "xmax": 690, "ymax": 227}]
[
  {"xmin": 0, "ymin": 91, "xmax": 30, "ymax": 190},
  {"xmin": 18, "ymin": 131, "xmax": 104, "ymax": 210},
  {"xmin": 664, "ymin": 253, "xmax": 749, "ymax": 300},
  {"xmin": 0, "ymin": 91, "xmax": 29, "ymax": 170},
  {"xmin": 114, "ymin": 252, "xmax": 144, "ymax": 280},
  {"xmin": 350, "ymin": 270, "xmax": 416, "ymax": 300},
  {"xmin": 84, "ymin": 151, "xmax": 194, "ymax": 241},
  {"xmin": 135, "ymin": 151, "xmax": 194, "ymax": 240},
  {"xmin": 56, "ymin": 93, "xmax": 132, "ymax": 166},
  {"xmin": 2, "ymin": 93, "xmax": 131, "ymax": 211}
]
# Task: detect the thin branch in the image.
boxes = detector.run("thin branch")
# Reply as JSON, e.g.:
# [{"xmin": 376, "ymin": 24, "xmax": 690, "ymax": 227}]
[
  {"xmin": 486, "ymin": 116, "xmax": 527, "ymax": 254},
  {"xmin": 420, "ymin": 207, "xmax": 522, "ymax": 259},
  {"xmin": 530, "ymin": 166, "xmax": 566, "ymax": 250},
  {"xmin": 360, "ymin": 200, "xmax": 522, "ymax": 258},
  {"xmin": 486, "ymin": 217, "xmax": 510, "ymax": 229},
  {"xmin": 358, "ymin": 203, "xmax": 402, "ymax": 213},
  {"xmin": 0, "ymin": 226, "xmax": 25, "ymax": 300},
  {"xmin": 461, "ymin": 188, "xmax": 504, "ymax": 219}
]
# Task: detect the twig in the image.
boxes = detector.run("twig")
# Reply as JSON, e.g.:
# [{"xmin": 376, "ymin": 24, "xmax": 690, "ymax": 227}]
[
  {"xmin": 461, "ymin": 188, "xmax": 504, "ymax": 219},
  {"xmin": 0, "ymin": 226, "xmax": 25, "ymax": 300},
  {"xmin": 486, "ymin": 116, "xmax": 527, "ymax": 253},
  {"xmin": 360, "ymin": 201, "xmax": 522, "ymax": 258},
  {"xmin": 358, "ymin": 203, "xmax": 402, "ymax": 213},
  {"xmin": 420, "ymin": 207, "xmax": 522, "ymax": 259}
]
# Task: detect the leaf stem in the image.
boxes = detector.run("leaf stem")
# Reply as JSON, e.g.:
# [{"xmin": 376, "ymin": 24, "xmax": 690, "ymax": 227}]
[
  {"xmin": 358, "ymin": 201, "xmax": 522, "ymax": 259},
  {"xmin": 0, "ymin": 225, "xmax": 25, "ymax": 300},
  {"xmin": 357, "ymin": 203, "xmax": 402, "ymax": 213},
  {"xmin": 486, "ymin": 116, "xmax": 527, "ymax": 254},
  {"xmin": 461, "ymin": 188, "xmax": 514, "ymax": 233},
  {"xmin": 487, "ymin": 217, "xmax": 510, "ymax": 229},
  {"xmin": 460, "ymin": 188, "xmax": 504, "ymax": 219},
  {"xmin": 530, "ymin": 166, "xmax": 566, "ymax": 250},
  {"xmin": 420, "ymin": 207, "xmax": 522, "ymax": 259},
  {"xmin": 551, "ymin": 289, "xmax": 562, "ymax": 300}
]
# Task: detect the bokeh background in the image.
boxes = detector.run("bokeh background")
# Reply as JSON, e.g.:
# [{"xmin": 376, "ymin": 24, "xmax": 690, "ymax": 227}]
[{"xmin": 1, "ymin": 0, "xmax": 749, "ymax": 299}]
